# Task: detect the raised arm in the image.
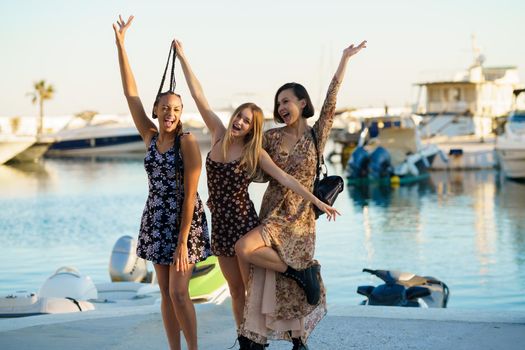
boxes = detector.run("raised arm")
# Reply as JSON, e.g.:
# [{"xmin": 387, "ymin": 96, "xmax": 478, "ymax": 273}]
[
  {"xmin": 313, "ymin": 40, "xmax": 367, "ymax": 153},
  {"xmin": 259, "ymin": 150, "xmax": 340, "ymax": 221},
  {"xmin": 175, "ymin": 133, "xmax": 203, "ymax": 272},
  {"xmin": 113, "ymin": 15, "xmax": 157, "ymax": 145},
  {"xmin": 174, "ymin": 40, "xmax": 226, "ymax": 144},
  {"xmin": 334, "ymin": 41, "xmax": 367, "ymax": 84}
]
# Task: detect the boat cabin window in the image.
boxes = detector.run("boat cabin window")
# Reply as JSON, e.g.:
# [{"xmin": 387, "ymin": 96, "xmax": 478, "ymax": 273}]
[
  {"xmin": 443, "ymin": 88, "xmax": 461, "ymax": 102},
  {"xmin": 450, "ymin": 88, "xmax": 461, "ymax": 102}
]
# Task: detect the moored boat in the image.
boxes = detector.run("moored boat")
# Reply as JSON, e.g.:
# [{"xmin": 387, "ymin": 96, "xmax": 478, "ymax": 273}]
[
  {"xmin": 8, "ymin": 136, "xmax": 55, "ymax": 163},
  {"xmin": 45, "ymin": 114, "xmax": 144, "ymax": 157},
  {"xmin": 496, "ymin": 89, "xmax": 525, "ymax": 179},
  {"xmin": 357, "ymin": 268, "xmax": 449, "ymax": 308},
  {"xmin": 412, "ymin": 40, "xmax": 522, "ymax": 169},
  {"xmin": 0, "ymin": 266, "xmax": 97, "ymax": 318},
  {"xmin": 0, "ymin": 236, "xmax": 228, "ymax": 318},
  {"xmin": 346, "ymin": 114, "xmax": 444, "ymax": 185},
  {"xmin": 0, "ymin": 135, "xmax": 36, "ymax": 165}
]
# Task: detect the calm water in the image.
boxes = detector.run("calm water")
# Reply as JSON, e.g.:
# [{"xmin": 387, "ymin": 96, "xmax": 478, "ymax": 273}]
[{"xmin": 1, "ymin": 145, "xmax": 524, "ymax": 311}]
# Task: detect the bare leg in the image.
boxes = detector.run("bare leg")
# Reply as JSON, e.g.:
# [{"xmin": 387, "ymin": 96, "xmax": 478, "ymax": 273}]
[
  {"xmin": 236, "ymin": 225, "xmax": 321, "ymax": 306},
  {"xmin": 235, "ymin": 225, "xmax": 287, "ymax": 276},
  {"xmin": 169, "ymin": 264, "xmax": 198, "ymax": 350},
  {"xmin": 154, "ymin": 264, "xmax": 181, "ymax": 350},
  {"xmin": 218, "ymin": 256, "xmax": 245, "ymax": 329},
  {"xmin": 236, "ymin": 244, "xmax": 251, "ymax": 288}
]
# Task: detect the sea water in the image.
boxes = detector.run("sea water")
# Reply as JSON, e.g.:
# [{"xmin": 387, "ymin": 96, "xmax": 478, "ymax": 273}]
[{"xmin": 0, "ymin": 146, "xmax": 524, "ymax": 311}]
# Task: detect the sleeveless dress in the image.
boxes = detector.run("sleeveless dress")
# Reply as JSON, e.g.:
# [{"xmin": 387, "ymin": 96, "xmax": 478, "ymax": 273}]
[
  {"xmin": 206, "ymin": 149, "xmax": 260, "ymax": 257},
  {"xmin": 136, "ymin": 133, "xmax": 211, "ymax": 265}
]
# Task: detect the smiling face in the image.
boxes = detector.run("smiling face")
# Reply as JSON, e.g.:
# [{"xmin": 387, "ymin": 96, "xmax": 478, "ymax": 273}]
[
  {"xmin": 276, "ymin": 89, "xmax": 306, "ymax": 126},
  {"xmin": 154, "ymin": 93, "xmax": 183, "ymax": 132},
  {"xmin": 273, "ymin": 83, "xmax": 314, "ymax": 124},
  {"xmin": 222, "ymin": 103, "xmax": 264, "ymax": 178},
  {"xmin": 229, "ymin": 107, "xmax": 254, "ymax": 138}
]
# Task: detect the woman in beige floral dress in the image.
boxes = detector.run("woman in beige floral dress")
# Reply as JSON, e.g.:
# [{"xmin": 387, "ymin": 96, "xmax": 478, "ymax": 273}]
[
  {"xmin": 174, "ymin": 39, "xmax": 339, "ymax": 349},
  {"xmin": 235, "ymin": 40, "xmax": 367, "ymax": 350}
]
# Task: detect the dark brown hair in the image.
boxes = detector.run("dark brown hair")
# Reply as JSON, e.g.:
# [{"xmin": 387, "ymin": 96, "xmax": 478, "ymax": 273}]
[{"xmin": 273, "ymin": 82, "xmax": 314, "ymax": 123}]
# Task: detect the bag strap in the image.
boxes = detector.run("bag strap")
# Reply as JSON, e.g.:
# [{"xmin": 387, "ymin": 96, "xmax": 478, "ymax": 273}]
[
  {"xmin": 157, "ymin": 42, "xmax": 177, "ymax": 96},
  {"xmin": 310, "ymin": 128, "xmax": 327, "ymax": 181}
]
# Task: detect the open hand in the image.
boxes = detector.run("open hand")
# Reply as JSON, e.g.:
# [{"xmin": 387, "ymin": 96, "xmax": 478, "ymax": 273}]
[
  {"xmin": 319, "ymin": 203, "xmax": 341, "ymax": 222},
  {"xmin": 342, "ymin": 40, "xmax": 367, "ymax": 59},
  {"xmin": 112, "ymin": 15, "xmax": 134, "ymax": 45}
]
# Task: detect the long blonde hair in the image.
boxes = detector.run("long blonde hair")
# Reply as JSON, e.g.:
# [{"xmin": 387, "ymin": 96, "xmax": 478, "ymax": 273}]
[{"xmin": 222, "ymin": 102, "xmax": 264, "ymax": 178}]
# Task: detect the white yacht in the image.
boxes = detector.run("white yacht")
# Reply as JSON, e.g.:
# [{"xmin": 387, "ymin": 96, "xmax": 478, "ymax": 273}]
[
  {"xmin": 496, "ymin": 89, "xmax": 525, "ymax": 179},
  {"xmin": 45, "ymin": 113, "xmax": 144, "ymax": 157},
  {"xmin": 412, "ymin": 40, "xmax": 522, "ymax": 169}
]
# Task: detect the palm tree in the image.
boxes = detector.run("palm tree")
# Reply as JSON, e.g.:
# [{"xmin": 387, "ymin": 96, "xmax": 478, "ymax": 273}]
[{"xmin": 27, "ymin": 80, "xmax": 55, "ymax": 136}]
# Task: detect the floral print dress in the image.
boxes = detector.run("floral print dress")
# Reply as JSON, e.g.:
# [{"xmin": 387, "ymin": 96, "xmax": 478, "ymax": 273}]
[
  {"xmin": 206, "ymin": 154, "xmax": 260, "ymax": 256},
  {"xmin": 240, "ymin": 77, "xmax": 341, "ymax": 344},
  {"xmin": 136, "ymin": 133, "xmax": 211, "ymax": 265}
]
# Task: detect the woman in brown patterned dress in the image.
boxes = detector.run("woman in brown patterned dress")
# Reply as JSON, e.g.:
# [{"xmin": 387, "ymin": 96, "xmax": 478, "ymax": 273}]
[
  {"xmin": 175, "ymin": 40, "xmax": 339, "ymax": 346},
  {"xmin": 236, "ymin": 40, "xmax": 367, "ymax": 349}
]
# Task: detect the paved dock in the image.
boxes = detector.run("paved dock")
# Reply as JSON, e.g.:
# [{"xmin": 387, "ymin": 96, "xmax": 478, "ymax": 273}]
[{"xmin": 1, "ymin": 303, "xmax": 524, "ymax": 349}]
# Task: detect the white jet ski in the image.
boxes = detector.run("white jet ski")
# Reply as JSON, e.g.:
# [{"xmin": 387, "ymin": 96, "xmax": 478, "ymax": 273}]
[
  {"xmin": 1, "ymin": 236, "xmax": 229, "ymax": 317},
  {"xmin": 0, "ymin": 266, "xmax": 96, "ymax": 318}
]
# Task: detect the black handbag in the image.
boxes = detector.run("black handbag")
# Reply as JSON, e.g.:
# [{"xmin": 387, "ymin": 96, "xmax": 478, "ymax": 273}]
[{"xmin": 311, "ymin": 129, "xmax": 344, "ymax": 219}]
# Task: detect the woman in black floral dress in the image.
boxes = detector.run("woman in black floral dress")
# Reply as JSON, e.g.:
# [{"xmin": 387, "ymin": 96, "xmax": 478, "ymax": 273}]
[
  {"xmin": 175, "ymin": 39, "xmax": 339, "ymax": 347},
  {"xmin": 113, "ymin": 16, "xmax": 210, "ymax": 350},
  {"xmin": 137, "ymin": 133, "xmax": 210, "ymax": 265},
  {"xmin": 206, "ymin": 149, "xmax": 260, "ymax": 258}
]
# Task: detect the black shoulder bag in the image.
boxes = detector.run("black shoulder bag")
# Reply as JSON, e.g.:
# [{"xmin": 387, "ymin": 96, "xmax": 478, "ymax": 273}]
[{"xmin": 311, "ymin": 128, "xmax": 344, "ymax": 219}]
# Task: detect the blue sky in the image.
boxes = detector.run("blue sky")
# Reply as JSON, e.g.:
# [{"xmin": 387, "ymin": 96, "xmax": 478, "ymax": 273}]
[{"xmin": 0, "ymin": 0, "xmax": 523, "ymax": 117}]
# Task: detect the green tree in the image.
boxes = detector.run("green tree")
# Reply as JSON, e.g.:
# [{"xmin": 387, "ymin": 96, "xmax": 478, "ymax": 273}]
[{"xmin": 27, "ymin": 80, "xmax": 55, "ymax": 136}]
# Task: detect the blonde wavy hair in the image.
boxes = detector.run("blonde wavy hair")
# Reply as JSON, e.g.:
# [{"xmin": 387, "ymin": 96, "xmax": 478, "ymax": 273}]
[{"xmin": 221, "ymin": 102, "xmax": 264, "ymax": 178}]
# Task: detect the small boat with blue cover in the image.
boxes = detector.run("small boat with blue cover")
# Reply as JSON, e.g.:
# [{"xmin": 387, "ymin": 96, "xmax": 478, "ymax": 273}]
[{"xmin": 346, "ymin": 114, "xmax": 445, "ymax": 186}]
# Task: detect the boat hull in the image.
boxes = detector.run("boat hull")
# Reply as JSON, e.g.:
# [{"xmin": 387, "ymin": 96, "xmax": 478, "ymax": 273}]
[
  {"xmin": 46, "ymin": 134, "xmax": 145, "ymax": 156},
  {"xmin": 347, "ymin": 173, "xmax": 430, "ymax": 186},
  {"xmin": 0, "ymin": 136, "xmax": 35, "ymax": 165},
  {"xmin": 9, "ymin": 141, "xmax": 53, "ymax": 163},
  {"xmin": 426, "ymin": 136, "xmax": 497, "ymax": 170},
  {"xmin": 496, "ymin": 148, "xmax": 525, "ymax": 179},
  {"xmin": 95, "ymin": 256, "xmax": 229, "ymax": 306},
  {"xmin": 189, "ymin": 256, "xmax": 229, "ymax": 304},
  {"xmin": 0, "ymin": 292, "xmax": 94, "ymax": 318}
]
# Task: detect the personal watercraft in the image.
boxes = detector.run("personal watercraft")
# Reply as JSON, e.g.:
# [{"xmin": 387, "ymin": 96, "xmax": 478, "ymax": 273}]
[{"xmin": 357, "ymin": 268, "xmax": 449, "ymax": 308}]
